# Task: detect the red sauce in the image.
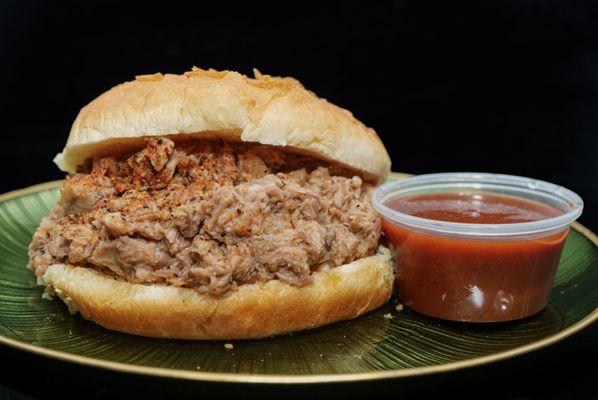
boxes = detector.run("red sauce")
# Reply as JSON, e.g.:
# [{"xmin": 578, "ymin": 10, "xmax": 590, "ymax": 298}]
[
  {"xmin": 387, "ymin": 192, "xmax": 562, "ymax": 224},
  {"xmin": 383, "ymin": 192, "xmax": 567, "ymax": 322}
]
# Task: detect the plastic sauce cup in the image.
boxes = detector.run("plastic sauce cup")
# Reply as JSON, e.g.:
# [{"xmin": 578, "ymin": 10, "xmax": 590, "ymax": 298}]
[{"xmin": 371, "ymin": 173, "xmax": 583, "ymax": 322}]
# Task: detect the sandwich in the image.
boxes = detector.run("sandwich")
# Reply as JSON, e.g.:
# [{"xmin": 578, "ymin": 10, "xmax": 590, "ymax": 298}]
[{"xmin": 27, "ymin": 67, "xmax": 393, "ymax": 339}]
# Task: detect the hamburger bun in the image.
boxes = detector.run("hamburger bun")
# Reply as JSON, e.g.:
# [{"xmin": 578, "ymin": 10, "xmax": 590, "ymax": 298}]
[
  {"xmin": 41, "ymin": 246, "xmax": 393, "ymax": 340},
  {"xmin": 54, "ymin": 67, "xmax": 391, "ymax": 182}
]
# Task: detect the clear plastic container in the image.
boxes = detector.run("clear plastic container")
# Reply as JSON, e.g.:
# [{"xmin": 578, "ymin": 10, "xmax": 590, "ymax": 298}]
[{"xmin": 371, "ymin": 172, "xmax": 583, "ymax": 322}]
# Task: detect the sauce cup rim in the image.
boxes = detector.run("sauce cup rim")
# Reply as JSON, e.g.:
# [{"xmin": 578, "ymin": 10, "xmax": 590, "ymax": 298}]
[{"xmin": 371, "ymin": 172, "xmax": 584, "ymax": 239}]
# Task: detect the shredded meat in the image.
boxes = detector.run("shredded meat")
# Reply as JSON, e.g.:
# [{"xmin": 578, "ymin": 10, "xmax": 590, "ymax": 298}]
[{"xmin": 28, "ymin": 137, "xmax": 381, "ymax": 296}]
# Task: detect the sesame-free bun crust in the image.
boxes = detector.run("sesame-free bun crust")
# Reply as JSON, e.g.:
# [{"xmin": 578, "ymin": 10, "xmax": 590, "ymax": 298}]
[
  {"xmin": 41, "ymin": 246, "xmax": 393, "ymax": 340},
  {"xmin": 54, "ymin": 68, "xmax": 391, "ymax": 182}
]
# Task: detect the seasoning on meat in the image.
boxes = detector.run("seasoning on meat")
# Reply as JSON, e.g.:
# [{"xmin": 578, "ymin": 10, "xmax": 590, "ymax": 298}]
[{"xmin": 28, "ymin": 137, "xmax": 381, "ymax": 296}]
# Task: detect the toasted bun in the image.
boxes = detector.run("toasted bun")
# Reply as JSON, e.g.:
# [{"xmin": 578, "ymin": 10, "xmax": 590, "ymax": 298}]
[
  {"xmin": 54, "ymin": 67, "xmax": 390, "ymax": 182},
  {"xmin": 40, "ymin": 246, "xmax": 393, "ymax": 340}
]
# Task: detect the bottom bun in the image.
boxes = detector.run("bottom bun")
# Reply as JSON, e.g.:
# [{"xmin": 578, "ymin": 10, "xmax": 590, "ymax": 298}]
[{"xmin": 40, "ymin": 245, "xmax": 393, "ymax": 339}]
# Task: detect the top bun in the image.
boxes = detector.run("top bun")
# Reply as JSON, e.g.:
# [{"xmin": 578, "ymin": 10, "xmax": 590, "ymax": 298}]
[{"xmin": 54, "ymin": 67, "xmax": 390, "ymax": 182}]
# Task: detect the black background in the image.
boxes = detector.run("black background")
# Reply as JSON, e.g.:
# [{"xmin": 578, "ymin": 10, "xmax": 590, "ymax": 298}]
[{"xmin": 0, "ymin": 1, "xmax": 596, "ymax": 399}]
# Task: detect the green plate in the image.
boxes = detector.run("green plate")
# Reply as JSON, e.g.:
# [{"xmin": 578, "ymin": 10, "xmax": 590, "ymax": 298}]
[{"xmin": 0, "ymin": 177, "xmax": 596, "ymax": 383}]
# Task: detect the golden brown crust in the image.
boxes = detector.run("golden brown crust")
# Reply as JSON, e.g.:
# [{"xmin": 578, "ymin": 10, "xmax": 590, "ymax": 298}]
[
  {"xmin": 40, "ymin": 246, "xmax": 393, "ymax": 339},
  {"xmin": 54, "ymin": 67, "xmax": 391, "ymax": 182}
]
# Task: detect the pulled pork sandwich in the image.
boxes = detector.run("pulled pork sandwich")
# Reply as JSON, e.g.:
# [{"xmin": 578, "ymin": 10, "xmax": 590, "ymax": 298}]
[{"xmin": 28, "ymin": 67, "xmax": 393, "ymax": 339}]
